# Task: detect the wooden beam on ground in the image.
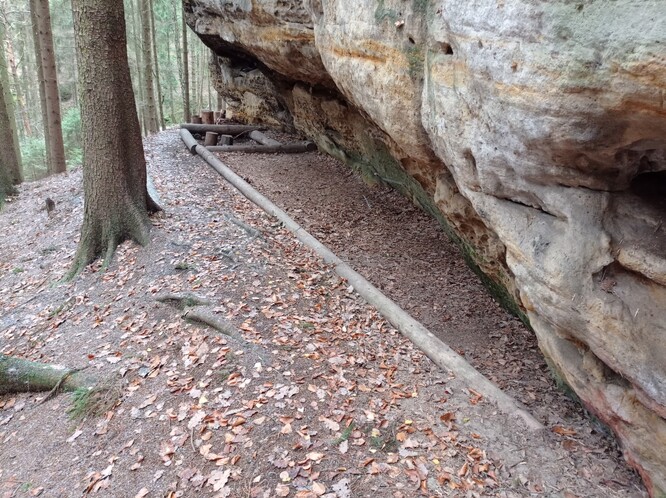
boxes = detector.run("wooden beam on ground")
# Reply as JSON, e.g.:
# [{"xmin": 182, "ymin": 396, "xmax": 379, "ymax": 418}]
[
  {"xmin": 248, "ymin": 130, "xmax": 281, "ymax": 147},
  {"xmin": 180, "ymin": 128, "xmax": 199, "ymax": 154},
  {"xmin": 180, "ymin": 123, "xmax": 264, "ymax": 134},
  {"xmin": 206, "ymin": 142, "xmax": 318, "ymax": 154}
]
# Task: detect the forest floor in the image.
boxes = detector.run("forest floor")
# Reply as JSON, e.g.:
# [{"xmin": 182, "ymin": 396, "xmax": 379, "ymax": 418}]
[{"xmin": 0, "ymin": 129, "xmax": 647, "ymax": 498}]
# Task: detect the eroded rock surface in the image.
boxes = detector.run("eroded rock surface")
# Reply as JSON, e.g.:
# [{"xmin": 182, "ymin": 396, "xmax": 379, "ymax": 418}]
[{"xmin": 184, "ymin": 0, "xmax": 666, "ymax": 493}]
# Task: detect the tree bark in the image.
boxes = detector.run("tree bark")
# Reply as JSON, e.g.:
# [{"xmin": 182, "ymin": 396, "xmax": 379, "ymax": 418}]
[
  {"xmin": 201, "ymin": 110, "xmax": 214, "ymax": 124},
  {"xmin": 0, "ymin": 354, "xmax": 96, "ymax": 395},
  {"xmin": 0, "ymin": 24, "xmax": 21, "ymax": 194},
  {"xmin": 31, "ymin": 0, "xmax": 66, "ymax": 175},
  {"xmin": 3, "ymin": 31, "xmax": 31, "ymax": 139},
  {"xmin": 181, "ymin": 12, "xmax": 190, "ymax": 123},
  {"xmin": 149, "ymin": 0, "xmax": 165, "ymax": 130},
  {"xmin": 69, "ymin": 0, "xmax": 160, "ymax": 276},
  {"xmin": 29, "ymin": 0, "xmax": 50, "ymax": 172},
  {"xmin": 204, "ymin": 131, "xmax": 218, "ymax": 146},
  {"xmin": 139, "ymin": 0, "xmax": 158, "ymax": 134}
]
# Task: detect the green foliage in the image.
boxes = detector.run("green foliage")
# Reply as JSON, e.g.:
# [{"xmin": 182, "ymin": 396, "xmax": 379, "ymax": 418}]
[
  {"xmin": 61, "ymin": 106, "xmax": 82, "ymax": 166},
  {"xmin": 67, "ymin": 384, "xmax": 120, "ymax": 420},
  {"xmin": 20, "ymin": 136, "xmax": 48, "ymax": 179},
  {"xmin": 333, "ymin": 422, "xmax": 355, "ymax": 445}
]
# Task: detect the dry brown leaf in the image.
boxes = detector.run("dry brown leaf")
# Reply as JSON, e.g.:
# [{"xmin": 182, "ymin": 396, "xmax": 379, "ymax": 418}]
[
  {"xmin": 134, "ymin": 488, "xmax": 150, "ymax": 498},
  {"xmin": 552, "ymin": 426, "xmax": 577, "ymax": 436},
  {"xmin": 311, "ymin": 482, "xmax": 326, "ymax": 496}
]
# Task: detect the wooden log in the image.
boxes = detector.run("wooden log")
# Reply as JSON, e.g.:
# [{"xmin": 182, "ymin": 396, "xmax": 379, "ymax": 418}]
[
  {"xmin": 180, "ymin": 123, "xmax": 263, "ymax": 134},
  {"xmin": 180, "ymin": 128, "xmax": 199, "ymax": 154},
  {"xmin": 206, "ymin": 142, "xmax": 317, "ymax": 154},
  {"xmin": 201, "ymin": 110, "xmax": 214, "ymax": 124},
  {"xmin": 191, "ymin": 115, "xmax": 202, "ymax": 124},
  {"xmin": 220, "ymin": 134, "xmax": 233, "ymax": 146},
  {"xmin": 204, "ymin": 132, "xmax": 219, "ymax": 146},
  {"xmin": 248, "ymin": 130, "xmax": 281, "ymax": 147}
]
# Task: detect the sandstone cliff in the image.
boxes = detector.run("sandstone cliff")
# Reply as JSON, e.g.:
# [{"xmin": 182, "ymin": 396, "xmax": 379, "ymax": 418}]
[{"xmin": 184, "ymin": 1, "xmax": 666, "ymax": 494}]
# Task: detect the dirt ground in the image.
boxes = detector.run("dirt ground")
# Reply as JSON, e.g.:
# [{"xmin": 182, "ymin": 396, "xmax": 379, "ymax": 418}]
[{"xmin": 0, "ymin": 129, "xmax": 646, "ymax": 497}]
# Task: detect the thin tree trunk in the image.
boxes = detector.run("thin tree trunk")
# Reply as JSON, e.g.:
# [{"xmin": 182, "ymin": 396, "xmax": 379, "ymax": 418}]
[
  {"xmin": 127, "ymin": 0, "xmax": 146, "ymax": 136},
  {"xmin": 32, "ymin": 0, "xmax": 66, "ymax": 175},
  {"xmin": 69, "ymin": 0, "xmax": 160, "ymax": 276},
  {"xmin": 4, "ymin": 35, "xmax": 31, "ymax": 139},
  {"xmin": 166, "ymin": 28, "xmax": 175, "ymax": 124},
  {"xmin": 182, "ymin": 13, "xmax": 190, "ymax": 122},
  {"xmin": 149, "ymin": 0, "xmax": 164, "ymax": 130},
  {"xmin": 139, "ymin": 0, "xmax": 158, "ymax": 133},
  {"xmin": 0, "ymin": 21, "xmax": 22, "ymax": 186},
  {"xmin": 29, "ymin": 0, "xmax": 50, "ymax": 171}
]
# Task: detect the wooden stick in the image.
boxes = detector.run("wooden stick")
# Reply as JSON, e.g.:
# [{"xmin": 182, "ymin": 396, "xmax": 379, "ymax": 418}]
[
  {"xmin": 248, "ymin": 130, "xmax": 281, "ymax": 147},
  {"xmin": 206, "ymin": 142, "xmax": 317, "ymax": 154},
  {"xmin": 180, "ymin": 123, "xmax": 263, "ymax": 134}
]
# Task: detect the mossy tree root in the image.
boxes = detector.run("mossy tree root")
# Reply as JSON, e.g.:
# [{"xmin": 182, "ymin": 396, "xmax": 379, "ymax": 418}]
[{"xmin": 0, "ymin": 354, "xmax": 97, "ymax": 395}]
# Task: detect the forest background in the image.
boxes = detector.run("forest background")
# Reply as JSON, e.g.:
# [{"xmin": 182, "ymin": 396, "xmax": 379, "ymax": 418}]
[{"xmin": 0, "ymin": 0, "xmax": 216, "ymax": 183}]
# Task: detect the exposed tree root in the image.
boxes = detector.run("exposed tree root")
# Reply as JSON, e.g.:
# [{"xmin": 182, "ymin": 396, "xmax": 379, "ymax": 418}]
[
  {"xmin": 223, "ymin": 213, "xmax": 262, "ymax": 239},
  {"xmin": 0, "ymin": 354, "xmax": 98, "ymax": 395},
  {"xmin": 65, "ymin": 203, "xmax": 153, "ymax": 281},
  {"xmin": 155, "ymin": 292, "xmax": 213, "ymax": 309},
  {"xmin": 182, "ymin": 307, "xmax": 243, "ymax": 341}
]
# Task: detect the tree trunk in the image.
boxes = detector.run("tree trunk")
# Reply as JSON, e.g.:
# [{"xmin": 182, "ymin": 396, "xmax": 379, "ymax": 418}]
[
  {"xmin": 129, "ymin": 0, "xmax": 148, "ymax": 136},
  {"xmin": 139, "ymin": 0, "xmax": 158, "ymax": 134},
  {"xmin": 32, "ymin": 0, "xmax": 66, "ymax": 175},
  {"xmin": 149, "ymin": 0, "xmax": 165, "ymax": 130},
  {"xmin": 181, "ymin": 11, "xmax": 190, "ymax": 123},
  {"xmin": 69, "ymin": 0, "xmax": 160, "ymax": 276},
  {"xmin": 29, "ymin": 0, "xmax": 50, "ymax": 171},
  {"xmin": 3, "ymin": 33, "xmax": 31, "ymax": 139},
  {"xmin": 0, "ymin": 354, "xmax": 96, "ymax": 395},
  {"xmin": 0, "ymin": 22, "xmax": 22, "ymax": 191},
  {"xmin": 204, "ymin": 131, "xmax": 218, "ymax": 146}
]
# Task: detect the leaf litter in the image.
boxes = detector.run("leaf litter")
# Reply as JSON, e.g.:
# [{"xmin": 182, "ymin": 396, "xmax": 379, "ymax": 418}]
[{"xmin": 0, "ymin": 130, "xmax": 645, "ymax": 497}]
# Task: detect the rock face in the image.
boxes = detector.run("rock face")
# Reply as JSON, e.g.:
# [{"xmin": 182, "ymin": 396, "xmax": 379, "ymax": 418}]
[{"xmin": 184, "ymin": 1, "xmax": 666, "ymax": 493}]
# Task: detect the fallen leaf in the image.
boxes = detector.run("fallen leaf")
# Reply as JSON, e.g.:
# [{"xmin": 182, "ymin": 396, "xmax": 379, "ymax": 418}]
[
  {"xmin": 66, "ymin": 430, "xmax": 83, "ymax": 443},
  {"xmin": 553, "ymin": 426, "xmax": 577, "ymax": 436},
  {"xmin": 275, "ymin": 484, "xmax": 290, "ymax": 497},
  {"xmin": 134, "ymin": 488, "xmax": 149, "ymax": 498}
]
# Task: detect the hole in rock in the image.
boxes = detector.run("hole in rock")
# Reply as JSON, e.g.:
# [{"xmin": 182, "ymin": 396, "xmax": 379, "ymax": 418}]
[
  {"xmin": 630, "ymin": 170, "xmax": 666, "ymax": 211},
  {"xmin": 408, "ymin": 36, "xmax": 415, "ymax": 44},
  {"xmin": 441, "ymin": 42, "xmax": 454, "ymax": 55}
]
